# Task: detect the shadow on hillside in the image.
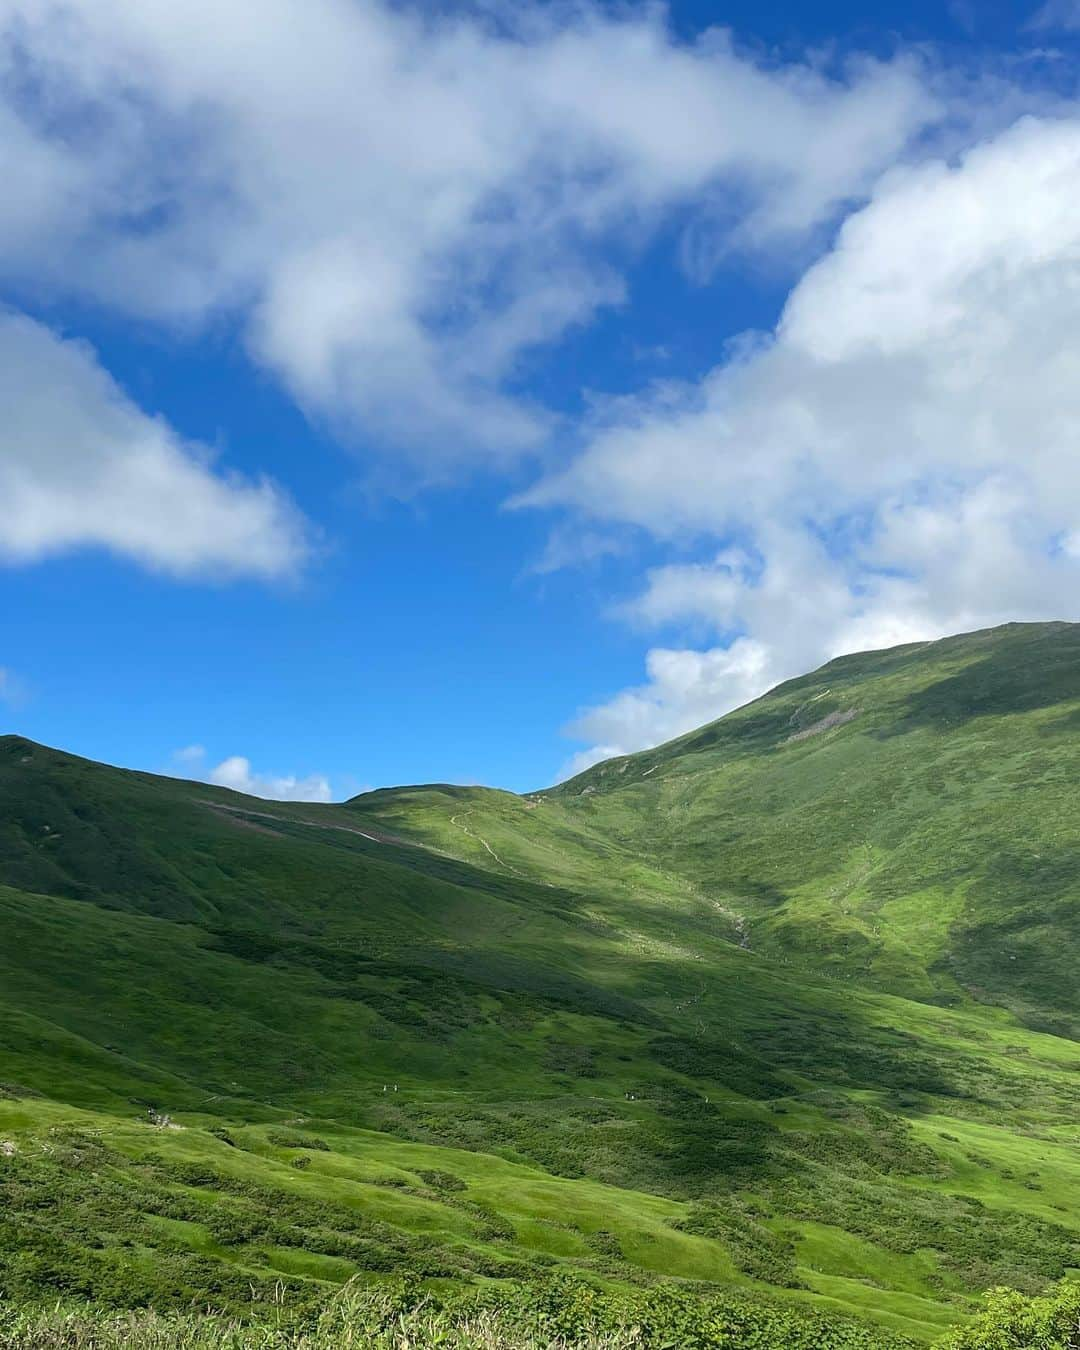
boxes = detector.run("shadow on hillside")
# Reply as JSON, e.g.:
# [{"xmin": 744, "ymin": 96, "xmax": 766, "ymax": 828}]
[
  {"xmin": 879, "ymin": 637, "xmax": 1080, "ymax": 737},
  {"xmin": 1038, "ymin": 705, "xmax": 1080, "ymax": 737}
]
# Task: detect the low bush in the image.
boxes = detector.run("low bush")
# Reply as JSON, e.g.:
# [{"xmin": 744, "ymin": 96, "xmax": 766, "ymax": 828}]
[
  {"xmin": 0, "ymin": 1277, "xmax": 915, "ymax": 1349},
  {"xmin": 939, "ymin": 1278, "xmax": 1080, "ymax": 1348}
]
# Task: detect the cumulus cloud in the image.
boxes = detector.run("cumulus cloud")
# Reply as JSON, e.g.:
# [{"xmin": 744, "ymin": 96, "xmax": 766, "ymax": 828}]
[
  {"xmin": 172, "ymin": 746, "xmax": 333, "ymax": 802},
  {"xmin": 0, "ymin": 0, "xmax": 940, "ymax": 462},
  {"xmin": 534, "ymin": 115, "xmax": 1080, "ymax": 766},
  {"xmin": 3, "ymin": 0, "xmax": 1071, "ymax": 775},
  {"xmin": 0, "ymin": 312, "xmax": 310, "ymax": 577},
  {"xmin": 207, "ymin": 755, "xmax": 333, "ymax": 804},
  {"xmin": 563, "ymin": 637, "xmax": 773, "ymax": 773}
]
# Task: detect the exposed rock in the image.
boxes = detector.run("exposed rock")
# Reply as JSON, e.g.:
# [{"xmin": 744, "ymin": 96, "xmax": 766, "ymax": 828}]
[{"xmin": 784, "ymin": 708, "xmax": 859, "ymax": 744}]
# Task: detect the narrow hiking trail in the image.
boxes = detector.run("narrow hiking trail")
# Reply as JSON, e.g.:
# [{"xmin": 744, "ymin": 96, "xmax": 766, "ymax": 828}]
[
  {"xmin": 204, "ymin": 801, "xmax": 403, "ymax": 849},
  {"xmin": 712, "ymin": 900, "xmax": 751, "ymax": 948},
  {"xmin": 448, "ymin": 811, "xmax": 526, "ymax": 876}
]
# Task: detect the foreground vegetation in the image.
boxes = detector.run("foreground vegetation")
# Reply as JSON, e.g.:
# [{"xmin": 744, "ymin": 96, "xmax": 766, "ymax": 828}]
[
  {"xmin": 0, "ymin": 1280, "xmax": 915, "ymax": 1349},
  {"xmin": 940, "ymin": 1279, "xmax": 1080, "ymax": 1349},
  {"xmin": 3, "ymin": 624, "xmax": 1080, "ymax": 1344},
  {"xmin": 4, "ymin": 1278, "xmax": 1079, "ymax": 1348}
]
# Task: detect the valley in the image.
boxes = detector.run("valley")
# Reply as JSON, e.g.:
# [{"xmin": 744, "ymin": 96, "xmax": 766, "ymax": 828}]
[{"xmin": 3, "ymin": 623, "xmax": 1080, "ymax": 1346}]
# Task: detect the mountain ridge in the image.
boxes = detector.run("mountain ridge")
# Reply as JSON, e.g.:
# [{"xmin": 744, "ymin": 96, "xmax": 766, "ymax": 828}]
[
  {"xmin": 346, "ymin": 621, "xmax": 1080, "ymax": 1032},
  {"xmin": 3, "ymin": 621, "xmax": 1080, "ymax": 1343}
]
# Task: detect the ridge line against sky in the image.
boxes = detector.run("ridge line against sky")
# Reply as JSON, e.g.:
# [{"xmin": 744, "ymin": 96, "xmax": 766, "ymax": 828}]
[{"xmin": 2, "ymin": 0, "xmax": 1080, "ymax": 795}]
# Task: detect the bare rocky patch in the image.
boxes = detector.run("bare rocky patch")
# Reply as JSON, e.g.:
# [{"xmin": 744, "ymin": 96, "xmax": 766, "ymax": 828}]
[{"xmin": 784, "ymin": 708, "xmax": 859, "ymax": 744}]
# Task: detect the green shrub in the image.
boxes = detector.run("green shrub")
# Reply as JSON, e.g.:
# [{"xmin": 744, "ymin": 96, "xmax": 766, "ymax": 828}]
[
  {"xmin": 939, "ymin": 1278, "xmax": 1080, "ymax": 1348},
  {"xmin": 673, "ymin": 1201, "xmax": 802, "ymax": 1287},
  {"xmin": 0, "ymin": 1276, "xmax": 916, "ymax": 1349},
  {"xmin": 265, "ymin": 1131, "xmax": 331, "ymax": 1152},
  {"xmin": 415, "ymin": 1170, "xmax": 466, "ymax": 1192}
]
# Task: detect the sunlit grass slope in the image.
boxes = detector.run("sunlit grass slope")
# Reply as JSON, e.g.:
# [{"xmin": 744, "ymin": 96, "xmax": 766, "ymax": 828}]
[
  {"xmin": 355, "ymin": 623, "xmax": 1080, "ymax": 1034},
  {"xmin": 3, "ymin": 623, "xmax": 1080, "ymax": 1345}
]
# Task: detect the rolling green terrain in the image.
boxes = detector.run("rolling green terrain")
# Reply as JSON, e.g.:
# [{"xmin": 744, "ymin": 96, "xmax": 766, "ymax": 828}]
[{"xmin": 2, "ymin": 622, "xmax": 1080, "ymax": 1347}]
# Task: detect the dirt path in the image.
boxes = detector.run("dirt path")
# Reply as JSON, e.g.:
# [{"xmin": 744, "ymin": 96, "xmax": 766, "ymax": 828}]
[
  {"xmin": 448, "ymin": 811, "xmax": 526, "ymax": 876},
  {"xmin": 711, "ymin": 900, "xmax": 751, "ymax": 948},
  {"xmin": 203, "ymin": 800, "xmax": 403, "ymax": 848}
]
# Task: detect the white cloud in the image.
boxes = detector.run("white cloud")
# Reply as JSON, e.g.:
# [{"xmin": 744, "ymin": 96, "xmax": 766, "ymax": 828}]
[
  {"xmin": 557, "ymin": 744, "xmax": 624, "ymax": 781},
  {"xmin": 565, "ymin": 638, "xmax": 773, "ymax": 769},
  {"xmin": 1028, "ymin": 0, "xmax": 1080, "ymax": 30},
  {"xmin": 172, "ymin": 746, "xmax": 333, "ymax": 802},
  {"xmin": 0, "ymin": 666, "xmax": 22, "ymax": 705},
  {"xmin": 531, "ymin": 115, "xmax": 1080, "ymax": 765},
  {"xmin": 0, "ymin": 0, "xmax": 941, "ymax": 462},
  {"xmin": 0, "ymin": 312, "xmax": 310, "ymax": 577},
  {"xmin": 207, "ymin": 755, "xmax": 333, "ymax": 804},
  {"xmin": 3, "ymin": 0, "xmax": 1073, "ymax": 776},
  {"xmin": 529, "ymin": 524, "xmax": 627, "ymax": 576}
]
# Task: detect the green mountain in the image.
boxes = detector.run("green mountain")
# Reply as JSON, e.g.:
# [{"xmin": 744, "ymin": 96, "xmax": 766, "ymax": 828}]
[
  {"xmin": 2, "ymin": 622, "xmax": 1080, "ymax": 1346},
  {"xmin": 354, "ymin": 621, "xmax": 1080, "ymax": 1035}
]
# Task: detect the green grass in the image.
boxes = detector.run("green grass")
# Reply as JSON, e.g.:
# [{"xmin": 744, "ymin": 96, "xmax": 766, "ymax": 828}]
[
  {"xmin": 0, "ymin": 1278, "xmax": 920, "ymax": 1349},
  {"xmin": 4, "ymin": 622, "xmax": 1080, "ymax": 1346}
]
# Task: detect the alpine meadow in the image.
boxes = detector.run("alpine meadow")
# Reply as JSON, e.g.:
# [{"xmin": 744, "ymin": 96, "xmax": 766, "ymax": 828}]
[
  {"xmin": 3, "ymin": 623, "xmax": 1080, "ymax": 1347},
  {"xmin": 7, "ymin": 0, "xmax": 1080, "ymax": 1343}
]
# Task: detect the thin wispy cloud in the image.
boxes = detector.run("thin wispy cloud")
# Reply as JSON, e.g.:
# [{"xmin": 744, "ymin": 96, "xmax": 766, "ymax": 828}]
[
  {"xmin": 0, "ymin": 666, "xmax": 25, "ymax": 707},
  {"xmin": 1027, "ymin": 0, "xmax": 1080, "ymax": 30}
]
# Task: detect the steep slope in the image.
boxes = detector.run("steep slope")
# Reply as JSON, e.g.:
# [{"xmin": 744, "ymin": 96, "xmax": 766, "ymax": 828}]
[
  {"xmin": 551, "ymin": 621, "xmax": 1080, "ymax": 1034},
  {"xmin": 3, "ymin": 624, "xmax": 1080, "ymax": 1343},
  {"xmin": 353, "ymin": 623, "xmax": 1080, "ymax": 1035}
]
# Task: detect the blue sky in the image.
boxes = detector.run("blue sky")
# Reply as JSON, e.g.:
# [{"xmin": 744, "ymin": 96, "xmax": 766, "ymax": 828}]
[{"xmin": 2, "ymin": 0, "xmax": 1080, "ymax": 797}]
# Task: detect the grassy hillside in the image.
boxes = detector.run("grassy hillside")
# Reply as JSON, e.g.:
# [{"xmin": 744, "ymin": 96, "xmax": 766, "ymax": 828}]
[
  {"xmin": 355, "ymin": 623, "xmax": 1080, "ymax": 1034},
  {"xmin": 3, "ymin": 623, "xmax": 1080, "ymax": 1346}
]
